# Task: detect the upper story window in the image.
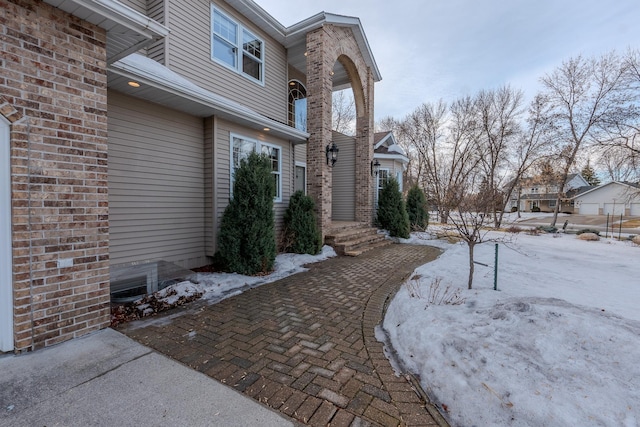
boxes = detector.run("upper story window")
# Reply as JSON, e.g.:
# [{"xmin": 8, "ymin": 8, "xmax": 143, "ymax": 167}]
[
  {"xmin": 212, "ymin": 7, "xmax": 264, "ymax": 84},
  {"xmin": 288, "ymin": 80, "xmax": 307, "ymax": 131}
]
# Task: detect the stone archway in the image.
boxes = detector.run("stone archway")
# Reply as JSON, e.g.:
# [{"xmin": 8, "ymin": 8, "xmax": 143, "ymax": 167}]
[{"xmin": 305, "ymin": 25, "xmax": 375, "ymax": 237}]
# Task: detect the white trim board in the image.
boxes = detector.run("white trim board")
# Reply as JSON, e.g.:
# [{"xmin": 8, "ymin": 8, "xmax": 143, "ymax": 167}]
[{"xmin": 0, "ymin": 116, "xmax": 13, "ymax": 352}]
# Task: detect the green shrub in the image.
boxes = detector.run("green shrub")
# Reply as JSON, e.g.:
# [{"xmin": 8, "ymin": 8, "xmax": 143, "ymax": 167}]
[
  {"xmin": 576, "ymin": 228, "xmax": 600, "ymax": 236},
  {"xmin": 510, "ymin": 206, "xmax": 518, "ymax": 212},
  {"xmin": 216, "ymin": 152, "xmax": 276, "ymax": 275},
  {"xmin": 532, "ymin": 206, "xmax": 541, "ymax": 212},
  {"xmin": 376, "ymin": 177, "xmax": 410, "ymax": 238},
  {"xmin": 282, "ymin": 191, "xmax": 322, "ymax": 255},
  {"xmin": 406, "ymin": 185, "xmax": 429, "ymax": 231}
]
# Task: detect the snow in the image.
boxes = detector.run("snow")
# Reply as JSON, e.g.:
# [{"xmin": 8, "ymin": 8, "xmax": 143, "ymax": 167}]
[
  {"xmin": 384, "ymin": 231, "xmax": 640, "ymax": 427},
  {"xmin": 147, "ymin": 246, "xmax": 336, "ymax": 306}
]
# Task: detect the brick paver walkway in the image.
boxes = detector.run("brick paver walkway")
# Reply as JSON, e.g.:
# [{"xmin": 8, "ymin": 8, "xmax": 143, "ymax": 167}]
[{"xmin": 120, "ymin": 244, "xmax": 442, "ymax": 426}]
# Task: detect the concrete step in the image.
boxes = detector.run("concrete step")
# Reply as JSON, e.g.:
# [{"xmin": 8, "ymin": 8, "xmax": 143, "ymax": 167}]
[{"xmin": 325, "ymin": 223, "xmax": 392, "ymax": 256}]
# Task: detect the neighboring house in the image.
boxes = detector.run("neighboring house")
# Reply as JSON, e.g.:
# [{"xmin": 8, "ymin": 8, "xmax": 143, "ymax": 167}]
[
  {"xmin": 508, "ymin": 174, "xmax": 590, "ymax": 213},
  {"xmin": 372, "ymin": 131, "xmax": 409, "ymax": 203},
  {"xmin": 331, "ymin": 131, "xmax": 408, "ymax": 220},
  {"xmin": 573, "ymin": 181, "xmax": 640, "ymax": 216},
  {"xmin": 2, "ymin": 0, "xmax": 380, "ymax": 352}
]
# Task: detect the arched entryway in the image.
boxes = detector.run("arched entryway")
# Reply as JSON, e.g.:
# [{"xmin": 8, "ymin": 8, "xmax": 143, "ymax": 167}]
[
  {"xmin": 305, "ymin": 25, "xmax": 375, "ymax": 237},
  {"xmin": 0, "ymin": 115, "xmax": 13, "ymax": 352}
]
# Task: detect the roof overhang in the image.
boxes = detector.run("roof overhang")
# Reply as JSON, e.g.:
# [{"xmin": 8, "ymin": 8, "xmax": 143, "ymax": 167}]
[
  {"xmin": 373, "ymin": 152, "xmax": 409, "ymax": 164},
  {"xmin": 225, "ymin": 1, "xmax": 382, "ymax": 88},
  {"xmin": 43, "ymin": 0, "xmax": 169, "ymax": 64},
  {"xmin": 108, "ymin": 54, "xmax": 309, "ymax": 144}
]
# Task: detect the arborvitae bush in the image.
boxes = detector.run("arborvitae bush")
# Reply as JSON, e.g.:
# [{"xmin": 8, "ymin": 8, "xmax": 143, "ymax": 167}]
[
  {"xmin": 215, "ymin": 152, "xmax": 276, "ymax": 275},
  {"xmin": 406, "ymin": 185, "xmax": 429, "ymax": 231},
  {"xmin": 376, "ymin": 177, "xmax": 410, "ymax": 238},
  {"xmin": 282, "ymin": 191, "xmax": 322, "ymax": 255}
]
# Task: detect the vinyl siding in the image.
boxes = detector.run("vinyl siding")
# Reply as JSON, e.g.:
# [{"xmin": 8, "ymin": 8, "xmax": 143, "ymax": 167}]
[
  {"xmin": 118, "ymin": 0, "xmax": 147, "ymax": 14},
  {"xmin": 165, "ymin": 0, "xmax": 288, "ymax": 122},
  {"xmin": 146, "ymin": 0, "xmax": 166, "ymax": 63},
  {"xmin": 331, "ymin": 132, "xmax": 356, "ymax": 221},
  {"xmin": 108, "ymin": 91, "xmax": 208, "ymax": 269}
]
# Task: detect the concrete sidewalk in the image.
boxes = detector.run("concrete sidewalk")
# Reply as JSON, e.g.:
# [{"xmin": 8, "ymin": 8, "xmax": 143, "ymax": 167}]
[{"xmin": 0, "ymin": 328, "xmax": 294, "ymax": 427}]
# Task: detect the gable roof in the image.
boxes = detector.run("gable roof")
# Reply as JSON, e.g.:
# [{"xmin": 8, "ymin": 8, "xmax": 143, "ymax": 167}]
[
  {"xmin": 373, "ymin": 131, "xmax": 408, "ymax": 163},
  {"xmin": 226, "ymin": 1, "xmax": 382, "ymax": 87},
  {"xmin": 571, "ymin": 181, "xmax": 640, "ymax": 199}
]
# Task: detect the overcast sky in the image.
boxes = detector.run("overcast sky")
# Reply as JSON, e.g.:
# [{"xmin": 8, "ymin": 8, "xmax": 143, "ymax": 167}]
[{"xmin": 256, "ymin": 0, "xmax": 640, "ymax": 121}]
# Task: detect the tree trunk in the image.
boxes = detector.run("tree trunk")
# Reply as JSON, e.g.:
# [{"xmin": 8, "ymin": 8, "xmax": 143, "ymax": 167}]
[{"xmin": 467, "ymin": 242, "xmax": 475, "ymax": 289}]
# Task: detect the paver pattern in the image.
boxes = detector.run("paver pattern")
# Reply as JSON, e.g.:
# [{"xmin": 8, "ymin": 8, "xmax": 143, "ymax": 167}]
[{"xmin": 121, "ymin": 244, "xmax": 442, "ymax": 426}]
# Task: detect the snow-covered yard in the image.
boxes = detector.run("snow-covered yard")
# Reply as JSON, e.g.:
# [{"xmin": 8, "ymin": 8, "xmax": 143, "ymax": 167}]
[{"xmin": 384, "ymin": 231, "xmax": 639, "ymax": 427}]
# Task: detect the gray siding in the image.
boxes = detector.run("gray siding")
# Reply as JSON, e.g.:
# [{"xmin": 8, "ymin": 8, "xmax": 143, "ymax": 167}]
[
  {"xmin": 165, "ymin": 0, "xmax": 288, "ymax": 122},
  {"xmin": 118, "ymin": 0, "xmax": 147, "ymax": 14},
  {"xmin": 108, "ymin": 91, "xmax": 208, "ymax": 269},
  {"xmin": 146, "ymin": 0, "xmax": 166, "ymax": 63},
  {"xmin": 331, "ymin": 132, "xmax": 356, "ymax": 221}
]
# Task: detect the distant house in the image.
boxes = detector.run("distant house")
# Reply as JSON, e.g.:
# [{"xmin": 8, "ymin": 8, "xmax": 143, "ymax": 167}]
[
  {"xmin": 508, "ymin": 174, "xmax": 591, "ymax": 213},
  {"xmin": 573, "ymin": 181, "xmax": 640, "ymax": 216}
]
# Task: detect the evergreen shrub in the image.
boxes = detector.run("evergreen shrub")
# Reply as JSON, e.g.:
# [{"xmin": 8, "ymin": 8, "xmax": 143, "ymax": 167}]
[
  {"xmin": 215, "ymin": 152, "xmax": 276, "ymax": 275},
  {"xmin": 282, "ymin": 191, "xmax": 322, "ymax": 255},
  {"xmin": 406, "ymin": 185, "xmax": 429, "ymax": 231},
  {"xmin": 376, "ymin": 177, "xmax": 410, "ymax": 238}
]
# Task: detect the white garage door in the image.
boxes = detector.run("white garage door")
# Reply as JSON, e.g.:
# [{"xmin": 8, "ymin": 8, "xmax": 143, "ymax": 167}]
[
  {"xmin": 631, "ymin": 203, "xmax": 640, "ymax": 216},
  {"xmin": 603, "ymin": 203, "xmax": 625, "ymax": 216},
  {"xmin": 579, "ymin": 203, "xmax": 599, "ymax": 215}
]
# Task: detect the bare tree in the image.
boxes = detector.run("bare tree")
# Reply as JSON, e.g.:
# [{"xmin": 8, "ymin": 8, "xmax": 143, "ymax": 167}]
[
  {"xmin": 332, "ymin": 89, "xmax": 356, "ymax": 135},
  {"xmin": 540, "ymin": 52, "xmax": 636, "ymax": 227},
  {"xmin": 473, "ymin": 85, "xmax": 525, "ymax": 228},
  {"xmin": 502, "ymin": 94, "xmax": 555, "ymax": 219},
  {"xmin": 397, "ymin": 101, "xmax": 448, "ymax": 195}
]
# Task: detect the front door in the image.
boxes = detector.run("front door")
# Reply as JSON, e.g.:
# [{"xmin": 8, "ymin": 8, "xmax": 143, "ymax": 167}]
[{"xmin": 0, "ymin": 117, "xmax": 12, "ymax": 351}]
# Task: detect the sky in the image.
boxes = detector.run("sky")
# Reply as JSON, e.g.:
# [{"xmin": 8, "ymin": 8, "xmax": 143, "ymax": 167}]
[{"xmin": 255, "ymin": 0, "xmax": 640, "ymax": 120}]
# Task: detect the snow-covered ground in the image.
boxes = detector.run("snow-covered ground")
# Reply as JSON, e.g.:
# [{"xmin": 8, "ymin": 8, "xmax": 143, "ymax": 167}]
[
  {"xmin": 145, "ymin": 246, "xmax": 337, "ymax": 306},
  {"xmin": 384, "ymin": 231, "xmax": 640, "ymax": 427}
]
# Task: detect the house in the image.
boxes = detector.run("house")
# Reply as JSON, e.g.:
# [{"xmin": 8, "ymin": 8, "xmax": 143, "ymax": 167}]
[
  {"xmin": 331, "ymin": 131, "xmax": 408, "ymax": 220},
  {"xmin": 508, "ymin": 173, "xmax": 590, "ymax": 213},
  {"xmin": 573, "ymin": 181, "xmax": 640, "ymax": 216},
  {"xmin": 1, "ymin": 0, "xmax": 380, "ymax": 352}
]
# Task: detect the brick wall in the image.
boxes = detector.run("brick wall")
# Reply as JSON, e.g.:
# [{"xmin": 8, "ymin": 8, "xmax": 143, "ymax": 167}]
[
  {"xmin": 306, "ymin": 25, "xmax": 375, "ymax": 234},
  {"xmin": 1, "ymin": 0, "xmax": 109, "ymax": 351}
]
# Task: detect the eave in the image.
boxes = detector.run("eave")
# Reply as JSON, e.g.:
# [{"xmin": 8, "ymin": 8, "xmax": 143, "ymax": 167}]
[{"xmin": 43, "ymin": 0, "xmax": 169, "ymax": 64}]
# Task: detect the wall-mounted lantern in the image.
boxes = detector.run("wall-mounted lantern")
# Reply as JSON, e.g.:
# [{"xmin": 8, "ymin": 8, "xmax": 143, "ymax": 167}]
[
  {"xmin": 326, "ymin": 142, "xmax": 339, "ymax": 167},
  {"xmin": 371, "ymin": 159, "xmax": 381, "ymax": 176}
]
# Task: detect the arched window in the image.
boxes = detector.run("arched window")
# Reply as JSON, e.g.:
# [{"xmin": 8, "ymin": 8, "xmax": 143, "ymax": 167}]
[{"xmin": 288, "ymin": 80, "xmax": 307, "ymax": 132}]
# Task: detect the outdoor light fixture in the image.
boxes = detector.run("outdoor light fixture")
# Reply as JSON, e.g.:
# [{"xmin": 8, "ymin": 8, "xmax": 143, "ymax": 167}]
[
  {"xmin": 326, "ymin": 142, "xmax": 339, "ymax": 167},
  {"xmin": 128, "ymin": 81, "xmax": 140, "ymax": 88},
  {"xmin": 371, "ymin": 159, "xmax": 381, "ymax": 176}
]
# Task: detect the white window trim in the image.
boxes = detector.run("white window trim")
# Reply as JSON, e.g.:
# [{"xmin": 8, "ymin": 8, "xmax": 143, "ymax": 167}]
[
  {"xmin": 0, "ymin": 116, "xmax": 13, "ymax": 352},
  {"xmin": 230, "ymin": 133, "xmax": 282, "ymax": 203},
  {"xmin": 211, "ymin": 6, "xmax": 265, "ymax": 86},
  {"xmin": 295, "ymin": 161, "xmax": 307, "ymax": 194}
]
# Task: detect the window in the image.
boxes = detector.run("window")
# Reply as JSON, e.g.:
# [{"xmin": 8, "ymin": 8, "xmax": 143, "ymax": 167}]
[
  {"xmin": 231, "ymin": 134, "xmax": 281, "ymax": 201},
  {"xmin": 212, "ymin": 7, "xmax": 264, "ymax": 83},
  {"xmin": 294, "ymin": 162, "xmax": 306, "ymax": 194},
  {"xmin": 288, "ymin": 81, "xmax": 307, "ymax": 131},
  {"xmin": 549, "ymin": 200, "xmax": 556, "ymax": 208},
  {"xmin": 396, "ymin": 170, "xmax": 403, "ymax": 192},
  {"xmin": 376, "ymin": 169, "xmax": 390, "ymax": 207}
]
